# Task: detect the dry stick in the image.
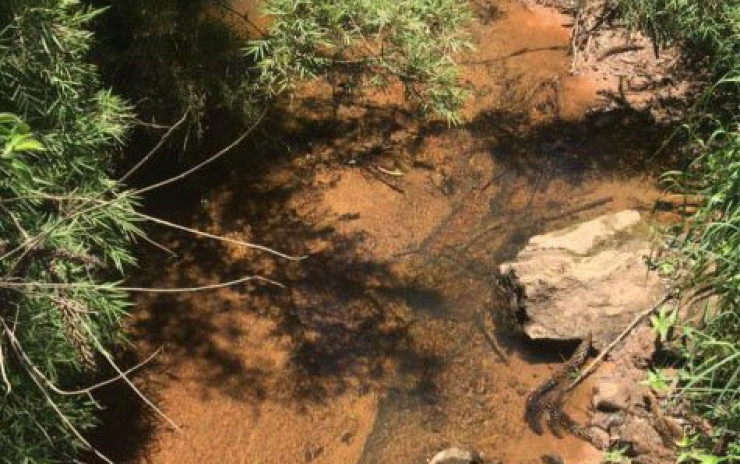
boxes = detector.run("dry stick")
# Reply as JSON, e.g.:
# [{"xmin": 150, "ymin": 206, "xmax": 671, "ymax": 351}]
[
  {"xmin": 16, "ymin": 193, "xmax": 304, "ymax": 261},
  {"xmin": 374, "ymin": 165, "xmax": 405, "ymax": 177},
  {"xmin": 132, "ymin": 210, "xmax": 306, "ymax": 261},
  {"xmin": 0, "ymin": 338, "xmax": 10, "ymax": 394},
  {"xmin": 119, "ymin": 275, "xmax": 284, "ymax": 293},
  {"xmin": 0, "ymin": 275, "xmax": 285, "ymax": 292},
  {"xmin": 135, "ymin": 106, "xmax": 267, "ymax": 195},
  {"xmin": 77, "ymin": 318, "xmax": 182, "ymax": 432},
  {"xmin": 118, "ymin": 110, "xmax": 189, "ymax": 185},
  {"xmin": 566, "ymin": 292, "xmax": 673, "ymax": 391},
  {"xmin": 213, "ymin": 0, "xmax": 268, "ymax": 36},
  {"xmin": 1, "ymin": 316, "xmax": 162, "ymax": 396},
  {"xmin": 140, "ymin": 233, "xmax": 179, "ymax": 259}
]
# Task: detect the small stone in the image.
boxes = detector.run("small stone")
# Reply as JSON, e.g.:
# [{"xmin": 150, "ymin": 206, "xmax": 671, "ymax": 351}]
[
  {"xmin": 340, "ymin": 430, "xmax": 354, "ymax": 443},
  {"xmin": 429, "ymin": 447, "xmax": 482, "ymax": 464},
  {"xmin": 541, "ymin": 454, "xmax": 564, "ymax": 464},
  {"xmin": 620, "ymin": 416, "xmax": 663, "ymax": 456},
  {"xmin": 593, "ymin": 378, "xmax": 631, "ymax": 412},
  {"xmin": 591, "ymin": 411, "xmax": 625, "ymax": 432}
]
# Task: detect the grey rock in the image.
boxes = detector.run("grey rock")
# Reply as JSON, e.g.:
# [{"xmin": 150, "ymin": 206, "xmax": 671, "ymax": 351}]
[{"xmin": 499, "ymin": 211, "xmax": 662, "ymax": 350}]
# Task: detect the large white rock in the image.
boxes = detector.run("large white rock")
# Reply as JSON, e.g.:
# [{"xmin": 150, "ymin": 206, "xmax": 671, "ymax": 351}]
[{"xmin": 499, "ymin": 211, "xmax": 662, "ymax": 349}]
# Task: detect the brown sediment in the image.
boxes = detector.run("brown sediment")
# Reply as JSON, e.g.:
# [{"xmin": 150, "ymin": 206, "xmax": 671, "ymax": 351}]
[{"xmin": 91, "ymin": 1, "xmax": 675, "ymax": 464}]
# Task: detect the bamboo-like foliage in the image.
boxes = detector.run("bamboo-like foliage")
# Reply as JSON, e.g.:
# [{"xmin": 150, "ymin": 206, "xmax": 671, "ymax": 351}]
[
  {"xmin": 91, "ymin": 0, "xmax": 255, "ymax": 135},
  {"xmin": 247, "ymin": 0, "xmax": 473, "ymax": 123},
  {"xmin": 0, "ymin": 1, "xmax": 141, "ymax": 462}
]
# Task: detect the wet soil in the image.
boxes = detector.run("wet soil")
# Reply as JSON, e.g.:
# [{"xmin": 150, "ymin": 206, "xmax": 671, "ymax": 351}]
[{"xmin": 92, "ymin": 1, "xmax": 676, "ymax": 463}]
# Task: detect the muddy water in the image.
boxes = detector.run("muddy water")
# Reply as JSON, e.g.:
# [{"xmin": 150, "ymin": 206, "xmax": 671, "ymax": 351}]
[{"xmin": 94, "ymin": 2, "xmax": 668, "ymax": 464}]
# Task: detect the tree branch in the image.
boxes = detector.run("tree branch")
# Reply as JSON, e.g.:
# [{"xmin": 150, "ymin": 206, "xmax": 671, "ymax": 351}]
[{"xmin": 567, "ymin": 292, "xmax": 674, "ymax": 391}]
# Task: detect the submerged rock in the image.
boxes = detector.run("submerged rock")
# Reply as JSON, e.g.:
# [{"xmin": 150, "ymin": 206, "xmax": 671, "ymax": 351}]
[{"xmin": 498, "ymin": 210, "xmax": 663, "ymax": 349}]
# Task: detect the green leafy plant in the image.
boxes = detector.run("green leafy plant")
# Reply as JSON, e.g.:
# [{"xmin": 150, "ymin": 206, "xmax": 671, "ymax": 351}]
[
  {"xmin": 651, "ymin": 305, "xmax": 679, "ymax": 342},
  {"xmin": 617, "ymin": 0, "xmax": 740, "ymax": 459},
  {"xmin": 643, "ymin": 368, "xmax": 673, "ymax": 393},
  {"xmin": 676, "ymin": 434, "xmax": 737, "ymax": 464},
  {"xmin": 247, "ymin": 0, "xmax": 473, "ymax": 123},
  {"xmin": 603, "ymin": 446, "xmax": 632, "ymax": 464}
]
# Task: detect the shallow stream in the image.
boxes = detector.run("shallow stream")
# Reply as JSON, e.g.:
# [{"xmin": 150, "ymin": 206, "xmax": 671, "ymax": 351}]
[{"xmin": 93, "ymin": 2, "xmax": 668, "ymax": 463}]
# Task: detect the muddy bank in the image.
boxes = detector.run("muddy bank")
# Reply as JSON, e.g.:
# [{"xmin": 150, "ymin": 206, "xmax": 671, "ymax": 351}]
[{"xmin": 91, "ymin": 1, "xmax": 677, "ymax": 464}]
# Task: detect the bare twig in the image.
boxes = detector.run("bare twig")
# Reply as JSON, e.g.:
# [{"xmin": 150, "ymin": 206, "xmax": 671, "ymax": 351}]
[
  {"xmin": 0, "ymin": 274, "xmax": 285, "ymax": 292},
  {"xmin": 10, "ymin": 193, "xmax": 305, "ymax": 261},
  {"xmin": 119, "ymin": 275, "xmax": 284, "ymax": 293},
  {"xmin": 567, "ymin": 292, "xmax": 673, "ymax": 391},
  {"xmin": 118, "ymin": 110, "xmax": 189, "ymax": 185},
  {"xmin": 212, "ymin": 0, "xmax": 268, "ymax": 36},
  {"xmin": 140, "ymin": 233, "xmax": 179, "ymax": 259},
  {"xmin": 374, "ymin": 165, "xmax": 405, "ymax": 177},
  {"xmin": 132, "ymin": 210, "xmax": 305, "ymax": 261},
  {"xmin": 1, "ymin": 316, "xmax": 161, "ymax": 396},
  {"xmin": 77, "ymin": 318, "xmax": 182, "ymax": 432},
  {"xmin": 0, "ymin": 204, "xmax": 30, "ymax": 241},
  {"xmin": 135, "ymin": 106, "xmax": 267, "ymax": 195},
  {"xmin": 0, "ymin": 337, "xmax": 11, "ymax": 394}
]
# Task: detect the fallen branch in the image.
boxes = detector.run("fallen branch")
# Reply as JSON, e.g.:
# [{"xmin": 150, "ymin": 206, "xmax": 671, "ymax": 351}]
[
  {"xmin": 0, "ymin": 274, "xmax": 285, "ymax": 293},
  {"xmin": 566, "ymin": 292, "xmax": 673, "ymax": 391}
]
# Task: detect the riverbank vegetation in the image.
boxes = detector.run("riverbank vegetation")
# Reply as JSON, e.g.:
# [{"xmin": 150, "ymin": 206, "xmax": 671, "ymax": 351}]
[
  {"xmin": 618, "ymin": 0, "xmax": 740, "ymax": 459},
  {"xmin": 0, "ymin": 4, "xmax": 140, "ymax": 462}
]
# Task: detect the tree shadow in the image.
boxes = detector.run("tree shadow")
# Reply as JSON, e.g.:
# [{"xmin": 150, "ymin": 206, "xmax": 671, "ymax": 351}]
[
  {"xmin": 90, "ymin": 106, "xmax": 451, "ymax": 461},
  {"xmin": 89, "ymin": 46, "xmax": 692, "ymax": 462}
]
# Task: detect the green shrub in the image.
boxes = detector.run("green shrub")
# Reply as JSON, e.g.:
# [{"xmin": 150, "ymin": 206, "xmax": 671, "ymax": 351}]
[
  {"xmin": 0, "ymin": 2, "xmax": 140, "ymax": 462},
  {"xmin": 247, "ymin": 0, "xmax": 473, "ymax": 123}
]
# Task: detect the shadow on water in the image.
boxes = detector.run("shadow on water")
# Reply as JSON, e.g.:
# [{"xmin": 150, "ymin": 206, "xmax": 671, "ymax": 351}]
[
  {"xmin": 88, "ymin": 4, "xmax": 687, "ymax": 463},
  {"xmin": 90, "ymin": 83, "xmax": 677, "ymax": 464},
  {"xmin": 89, "ymin": 104, "xmax": 455, "ymax": 461}
]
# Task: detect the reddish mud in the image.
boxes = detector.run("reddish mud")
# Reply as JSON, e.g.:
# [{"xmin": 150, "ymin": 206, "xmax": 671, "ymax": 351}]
[{"xmin": 92, "ymin": 2, "xmax": 672, "ymax": 464}]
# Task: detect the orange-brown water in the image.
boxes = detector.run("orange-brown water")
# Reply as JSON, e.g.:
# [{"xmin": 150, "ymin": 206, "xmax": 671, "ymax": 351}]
[{"xmin": 92, "ymin": 2, "xmax": 671, "ymax": 464}]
